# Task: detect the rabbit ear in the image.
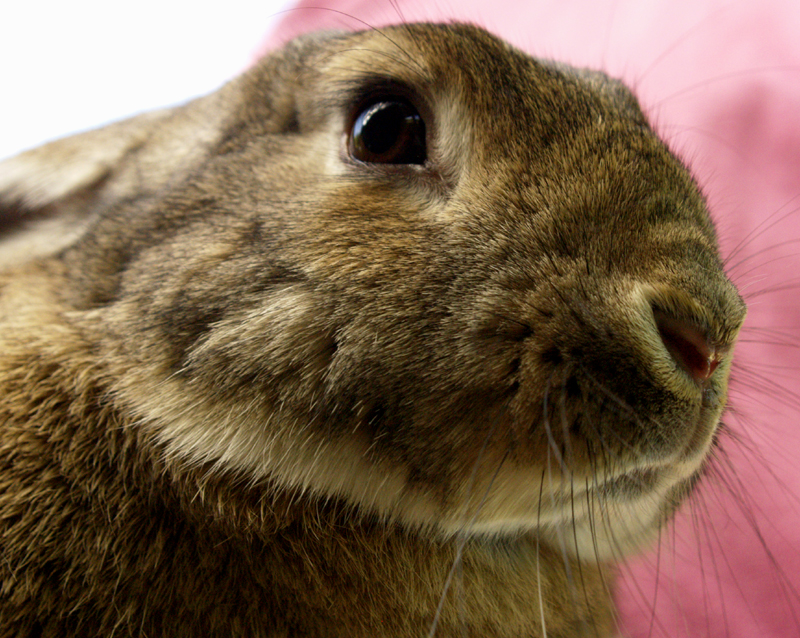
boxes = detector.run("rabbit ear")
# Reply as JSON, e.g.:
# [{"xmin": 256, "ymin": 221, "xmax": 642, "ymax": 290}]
[
  {"xmin": 0, "ymin": 30, "xmax": 339, "ymax": 270},
  {"xmin": 0, "ymin": 108, "xmax": 181, "ymax": 267}
]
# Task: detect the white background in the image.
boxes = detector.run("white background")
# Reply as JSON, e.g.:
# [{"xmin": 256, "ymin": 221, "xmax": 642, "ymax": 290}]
[{"xmin": 1, "ymin": 1, "xmax": 294, "ymax": 160}]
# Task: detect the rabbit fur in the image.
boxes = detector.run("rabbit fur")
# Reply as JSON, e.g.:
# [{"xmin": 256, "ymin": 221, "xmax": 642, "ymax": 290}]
[{"xmin": 0, "ymin": 23, "xmax": 745, "ymax": 637}]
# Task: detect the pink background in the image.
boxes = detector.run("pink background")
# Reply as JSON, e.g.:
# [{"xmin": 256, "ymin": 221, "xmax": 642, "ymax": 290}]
[{"xmin": 261, "ymin": 2, "xmax": 800, "ymax": 636}]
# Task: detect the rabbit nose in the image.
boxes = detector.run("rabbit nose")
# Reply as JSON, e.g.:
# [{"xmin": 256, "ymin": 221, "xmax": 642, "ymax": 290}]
[{"xmin": 653, "ymin": 310, "xmax": 726, "ymax": 384}]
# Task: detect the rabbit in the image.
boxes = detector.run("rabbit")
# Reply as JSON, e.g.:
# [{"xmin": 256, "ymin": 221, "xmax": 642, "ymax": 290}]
[{"xmin": 0, "ymin": 22, "xmax": 746, "ymax": 638}]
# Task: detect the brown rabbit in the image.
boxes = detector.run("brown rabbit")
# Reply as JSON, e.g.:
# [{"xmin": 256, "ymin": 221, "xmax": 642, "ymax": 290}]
[{"xmin": 0, "ymin": 23, "xmax": 746, "ymax": 638}]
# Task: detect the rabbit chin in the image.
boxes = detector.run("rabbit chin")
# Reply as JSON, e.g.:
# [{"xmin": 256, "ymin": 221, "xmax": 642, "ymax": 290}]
[
  {"xmin": 438, "ymin": 487, "xmax": 670, "ymax": 561},
  {"xmin": 134, "ymin": 372, "xmax": 702, "ymax": 560},
  {"xmin": 434, "ymin": 453, "xmax": 705, "ymax": 560}
]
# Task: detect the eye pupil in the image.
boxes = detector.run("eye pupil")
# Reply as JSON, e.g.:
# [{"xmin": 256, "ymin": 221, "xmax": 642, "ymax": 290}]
[
  {"xmin": 358, "ymin": 103, "xmax": 409, "ymax": 156},
  {"xmin": 350, "ymin": 100, "xmax": 426, "ymax": 165}
]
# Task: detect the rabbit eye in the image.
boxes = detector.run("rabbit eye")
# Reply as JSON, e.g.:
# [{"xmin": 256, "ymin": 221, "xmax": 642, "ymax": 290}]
[{"xmin": 349, "ymin": 100, "xmax": 426, "ymax": 165}]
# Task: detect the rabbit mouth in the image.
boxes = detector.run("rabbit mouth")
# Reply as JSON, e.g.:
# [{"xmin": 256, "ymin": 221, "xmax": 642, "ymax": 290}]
[
  {"xmin": 593, "ymin": 467, "xmax": 662, "ymax": 499},
  {"xmin": 539, "ymin": 467, "xmax": 663, "ymax": 505}
]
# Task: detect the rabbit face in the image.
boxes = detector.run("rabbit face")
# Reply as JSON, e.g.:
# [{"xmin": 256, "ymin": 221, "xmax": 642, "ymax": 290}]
[{"xmin": 0, "ymin": 24, "xmax": 745, "ymax": 560}]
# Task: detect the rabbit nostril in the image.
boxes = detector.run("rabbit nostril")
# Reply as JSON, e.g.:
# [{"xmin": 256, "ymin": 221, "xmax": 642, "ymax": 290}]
[{"xmin": 653, "ymin": 311, "xmax": 722, "ymax": 384}]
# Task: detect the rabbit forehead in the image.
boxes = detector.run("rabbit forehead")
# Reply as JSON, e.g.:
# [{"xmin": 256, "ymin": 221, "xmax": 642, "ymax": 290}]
[{"xmin": 309, "ymin": 23, "xmax": 633, "ymax": 117}]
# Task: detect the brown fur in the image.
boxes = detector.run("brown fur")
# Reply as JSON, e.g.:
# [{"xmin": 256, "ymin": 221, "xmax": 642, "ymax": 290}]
[{"xmin": 0, "ymin": 24, "xmax": 744, "ymax": 637}]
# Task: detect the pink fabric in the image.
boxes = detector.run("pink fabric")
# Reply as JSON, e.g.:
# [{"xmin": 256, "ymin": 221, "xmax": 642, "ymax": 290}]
[{"xmin": 259, "ymin": 2, "xmax": 800, "ymax": 636}]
